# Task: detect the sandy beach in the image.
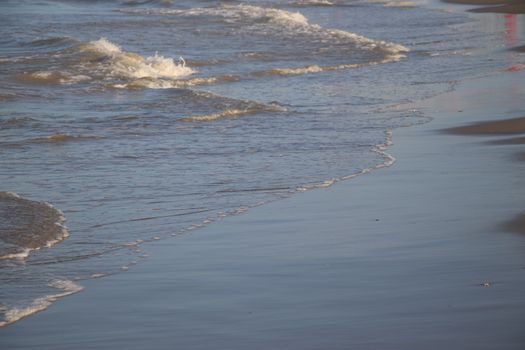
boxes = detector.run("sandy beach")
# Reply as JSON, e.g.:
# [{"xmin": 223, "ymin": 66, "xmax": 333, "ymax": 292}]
[{"xmin": 2, "ymin": 66, "xmax": 524, "ymax": 349}]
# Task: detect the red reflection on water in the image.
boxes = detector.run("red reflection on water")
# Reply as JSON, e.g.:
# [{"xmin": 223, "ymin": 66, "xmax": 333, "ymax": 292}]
[
  {"xmin": 504, "ymin": 14, "xmax": 517, "ymax": 46},
  {"xmin": 503, "ymin": 14, "xmax": 524, "ymax": 72}
]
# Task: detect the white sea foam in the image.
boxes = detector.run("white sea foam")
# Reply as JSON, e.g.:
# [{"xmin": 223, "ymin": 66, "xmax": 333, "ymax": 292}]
[
  {"xmin": 129, "ymin": 5, "xmax": 310, "ymax": 26},
  {"xmin": 81, "ymin": 37, "xmax": 122, "ymax": 55},
  {"xmin": 79, "ymin": 38, "xmax": 195, "ymax": 81},
  {"xmin": 0, "ymin": 248, "xmax": 31, "ymax": 261},
  {"xmin": 0, "ymin": 279, "xmax": 82, "ymax": 327}
]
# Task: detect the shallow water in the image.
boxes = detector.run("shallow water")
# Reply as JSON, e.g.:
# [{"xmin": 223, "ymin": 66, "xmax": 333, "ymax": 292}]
[{"xmin": 0, "ymin": 0, "xmax": 522, "ymax": 326}]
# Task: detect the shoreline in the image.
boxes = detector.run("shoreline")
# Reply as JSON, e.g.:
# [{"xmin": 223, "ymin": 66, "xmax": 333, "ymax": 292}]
[
  {"xmin": 2, "ymin": 68, "xmax": 524, "ymax": 349},
  {"xmin": 1, "ymin": 1, "xmax": 524, "ymax": 347}
]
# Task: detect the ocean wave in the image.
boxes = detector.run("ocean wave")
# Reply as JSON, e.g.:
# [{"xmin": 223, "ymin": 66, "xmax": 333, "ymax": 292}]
[
  {"xmin": 22, "ymin": 36, "xmax": 78, "ymax": 48},
  {"xmin": 0, "ymin": 116, "xmax": 37, "ymax": 127},
  {"xmin": 17, "ymin": 38, "xmax": 195, "ymax": 88},
  {"xmin": 0, "ymin": 279, "xmax": 83, "ymax": 327},
  {"xmin": 292, "ymin": 0, "xmax": 336, "ymax": 6},
  {"xmin": 179, "ymin": 107, "xmax": 273, "ymax": 122},
  {"xmin": 122, "ymin": 4, "xmax": 409, "ymax": 55},
  {"xmin": 0, "ymin": 192, "xmax": 69, "ymax": 260},
  {"xmin": 17, "ymin": 71, "xmax": 92, "ymax": 85},
  {"xmin": 78, "ymin": 38, "xmax": 195, "ymax": 80},
  {"xmin": 112, "ymin": 75, "xmax": 238, "ymax": 89},
  {"xmin": 120, "ymin": 0, "xmax": 172, "ymax": 6},
  {"xmin": 31, "ymin": 134, "xmax": 103, "ymax": 143},
  {"xmin": 14, "ymin": 5, "xmax": 408, "ymax": 91},
  {"xmin": 179, "ymin": 92, "xmax": 287, "ymax": 122},
  {"xmin": 254, "ymin": 55, "xmax": 403, "ymax": 76}
]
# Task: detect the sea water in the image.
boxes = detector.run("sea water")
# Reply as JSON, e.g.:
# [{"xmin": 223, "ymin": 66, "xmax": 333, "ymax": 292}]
[{"xmin": 0, "ymin": 0, "xmax": 522, "ymax": 326}]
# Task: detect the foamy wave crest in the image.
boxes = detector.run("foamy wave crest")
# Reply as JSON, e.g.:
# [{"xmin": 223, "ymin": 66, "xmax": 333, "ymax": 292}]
[
  {"xmin": 125, "ymin": 5, "xmax": 309, "ymax": 26},
  {"xmin": 0, "ymin": 279, "xmax": 82, "ymax": 327},
  {"xmin": 19, "ymin": 38, "xmax": 195, "ymax": 88},
  {"xmin": 79, "ymin": 38, "xmax": 195, "ymax": 80},
  {"xmin": 123, "ymin": 5, "xmax": 408, "ymax": 55}
]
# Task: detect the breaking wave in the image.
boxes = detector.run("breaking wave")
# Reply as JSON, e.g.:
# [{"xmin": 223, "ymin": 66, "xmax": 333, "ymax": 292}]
[
  {"xmin": 18, "ymin": 38, "xmax": 195, "ymax": 88},
  {"xmin": 78, "ymin": 38, "xmax": 195, "ymax": 80},
  {"xmin": 122, "ymin": 4, "xmax": 408, "ymax": 55}
]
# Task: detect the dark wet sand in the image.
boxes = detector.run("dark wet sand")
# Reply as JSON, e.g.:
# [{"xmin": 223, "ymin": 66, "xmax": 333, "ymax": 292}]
[
  {"xmin": 505, "ymin": 213, "xmax": 525, "ymax": 234},
  {"xmin": 489, "ymin": 135, "xmax": 525, "ymax": 144},
  {"xmin": 442, "ymin": 84, "xmax": 525, "ymax": 238},
  {"xmin": 445, "ymin": 116, "xmax": 525, "ymax": 135},
  {"xmin": 443, "ymin": 0, "xmax": 519, "ymax": 5},
  {"xmin": 511, "ymin": 45, "xmax": 525, "ymax": 52},
  {"xmin": 444, "ymin": 0, "xmax": 525, "ymax": 13},
  {"xmin": 515, "ymin": 151, "xmax": 525, "ymax": 160},
  {"xmin": 1, "ymin": 72, "xmax": 525, "ymax": 349},
  {"xmin": 470, "ymin": 3, "xmax": 525, "ymax": 13}
]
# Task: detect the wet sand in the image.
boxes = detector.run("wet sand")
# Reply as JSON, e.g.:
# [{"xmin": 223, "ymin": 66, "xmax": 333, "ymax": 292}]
[
  {"xmin": 441, "ymin": 81, "xmax": 525, "ymax": 237},
  {"xmin": 444, "ymin": 0, "xmax": 525, "ymax": 13},
  {"xmin": 1, "ymin": 70, "xmax": 525, "ymax": 349},
  {"xmin": 505, "ymin": 213, "xmax": 525, "ymax": 234},
  {"xmin": 445, "ymin": 116, "xmax": 525, "ymax": 135},
  {"xmin": 489, "ymin": 135, "xmax": 525, "ymax": 144},
  {"xmin": 470, "ymin": 3, "xmax": 525, "ymax": 14}
]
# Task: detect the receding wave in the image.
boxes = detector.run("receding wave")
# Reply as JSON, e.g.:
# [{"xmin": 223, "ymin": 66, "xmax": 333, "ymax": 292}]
[
  {"xmin": 0, "ymin": 279, "xmax": 82, "ymax": 327},
  {"xmin": 0, "ymin": 192, "xmax": 69, "ymax": 260}
]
